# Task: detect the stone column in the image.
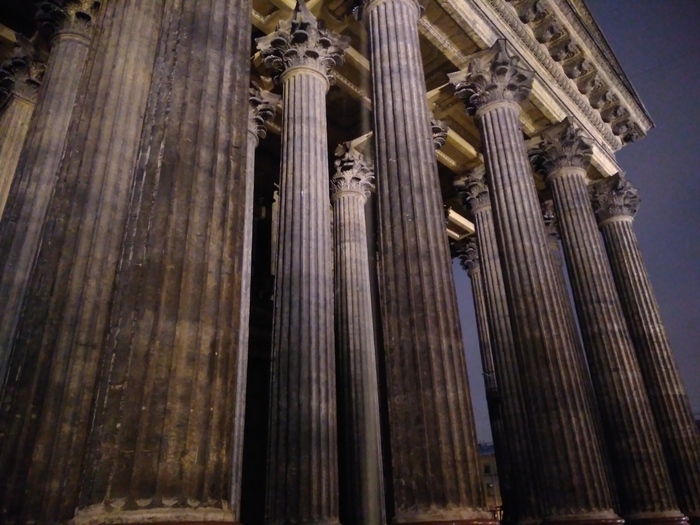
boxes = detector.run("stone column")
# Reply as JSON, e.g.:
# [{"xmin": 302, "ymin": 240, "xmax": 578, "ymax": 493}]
[
  {"xmin": 0, "ymin": 1, "xmax": 166, "ymax": 523},
  {"xmin": 0, "ymin": 0, "xmax": 99, "ymax": 388},
  {"xmin": 450, "ymin": 40, "xmax": 619, "ymax": 524},
  {"xmin": 331, "ymin": 144, "xmax": 385, "ymax": 525},
  {"xmin": 0, "ymin": 46, "xmax": 42, "ymax": 214},
  {"xmin": 540, "ymin": 200, "xmax": 584, "ymax": 349},
  {"xmin": 533, "ymin": 118, "xmax": 685, "ymax": 525},
  {"xmin": 73, "ymin": 2, "xmax": 253, "ymax": 522},
  {"xmin": 591, "ymin": 174, "xmax": 700, "ymax": 525},
  {"xmin": 457, "ymin": 170, "xmax": 539, "ymax": 525},
  {"xmin": 455, "ymin": 237, "xmax": 513, "ymax": 522},
  {"xmin": 363, "ymin": 0, "xmax": 493, "ymax": 522},
  {"xmin": 256, "ymin": 3, "xmax": 348, "ymax": 523},
  {"xmin": 232, "ymin": 83, "xmax": 279, "ymax": 513}
]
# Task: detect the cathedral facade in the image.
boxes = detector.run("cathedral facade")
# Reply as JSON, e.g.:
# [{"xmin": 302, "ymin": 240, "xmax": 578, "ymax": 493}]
[{"xmin": 0, "ymin": 0, "xmax": 698, "ymax": 524}]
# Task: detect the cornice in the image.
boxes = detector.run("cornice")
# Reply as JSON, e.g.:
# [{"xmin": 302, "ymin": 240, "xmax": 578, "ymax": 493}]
[
  {"xmin": 555, "ymin": 0, "xmax": 652, "ymax": 129},
  {"xmin": 473, "ymin": 0, "xmax": 622, "ymax": 151}
]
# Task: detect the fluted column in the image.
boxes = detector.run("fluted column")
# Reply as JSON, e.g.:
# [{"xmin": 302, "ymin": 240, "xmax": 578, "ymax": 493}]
[
  {"xmin": 331, "ymin": 144, "xmax": 385, "ymax": 525},
  {"xmin": 362, "ymin": 0, "xmax": 493, "ymax": 522},
  {"xmin": 455, "ymin": 238, "xmax": 513, "ymax": 522},
  {"xmin": 256, "ymin": 3, "xmax": 348, "ymax": 523},
  {"xmin": 533, "ymin": 118, "xmax": 684, "ymax": 524},
  {"xmin": 73, "ymin": 3, "xmax": 252, "ymax": 522},
  {"xmin": 0, "ymin": 2, "xmax": 166, "ymax": 523},
  {"xmin": 450, "ymin": 41, "xmax": 619, "ymax": 524},
  {"xmin": 540, "ymin": 200, "xmax": 584, "ymax": 351},
  {"xmin": 457, "ymin": 171, "xmax": 539, "ymax": 525},
  {"xmin": 0, "ymin": 47, "xmax": 42, "ymax": 214},
  {"xmin": 232, "ymin": 83, "xmax": 280, "ymax": 514},
  {"xmin": 0, "ymin": 0, "xmax": 99, "ymax": 388},
  {"xmin": 591, "ymin": 174, "xmax": 700, "ymax": 525}
]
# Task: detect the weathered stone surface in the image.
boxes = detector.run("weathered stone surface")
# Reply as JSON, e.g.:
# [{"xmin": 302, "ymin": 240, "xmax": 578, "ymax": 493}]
[
  {"xmin": 257, "ymin": 2, "xmax": 347, "ymax": 522},
  {"xmin": 72, "ymin": 1, "xmax": 252, "ymax": 522},
  {"xmin": 0, "ymin": 0, "xmax": 97, "ymax": 392},
  {"xmin": 457, "ymin": 171, "xmax": 539, "ymax": 525},
  {"xmin": 534, "ymin": 119, "xmax": 685, "ymax": 523},
  {"xmin": 331, "ymin": 143, "xmax": 385, "ymax": 525},
  {"xmin": 451, "ymin": 40, "xmax": 620, "ymax": 524},
  {"xmin": 363, "ymin": 1, "xmax": 493, "ymax": 522},
  {"xmin": 0, "ymin": 1, "xmax": 165, "ymax": 522},
  {"xmin": 0, "ymin": 42, "xmax": 43, "ymax": 215},
  {"xmin": 591, "ymin": 174, "xmax": 700, "ymax": 524}
]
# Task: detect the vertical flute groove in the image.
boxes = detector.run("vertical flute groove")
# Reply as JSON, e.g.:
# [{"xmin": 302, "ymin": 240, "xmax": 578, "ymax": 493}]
[
  {"xmin": 75, "ymin": 1, "xmax": 251, "ymax": 521},
  {"xmin": 0, "ymin": 1, "xmax": 165, "ymax": 522},
  {"xmin": 0, "ymin": 30, "xmax": 91, "ymax": 387},
  {"xmin": 532, "ymin": 120, "xmax": 684, "ymax": 522},
  {"xmin": 256, "ymin": 7, "xmax": 346, "ymax": 512},
  {"xmin": 451, "ymin": 46, "xmax": 619, "ymax": 520},
  {"xmin": 332, "ymin": 146, "xmax": 385, "ymax": 525},
  {"xmin": 366, "ymin": 0, "xmax": 491, "ymax": 522},
  {"xmin": 591, "ymin": 174, "xmax": 700, "ymax": 523}
]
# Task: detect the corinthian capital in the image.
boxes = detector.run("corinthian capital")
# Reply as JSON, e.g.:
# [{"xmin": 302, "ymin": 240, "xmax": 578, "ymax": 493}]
[
  {"xmin": 331, "ymin": 143, "xmax": 375, "ymax": 199},
  {"xmin": 529, "ymin": 117, "xmax": 592, "ymax": 180},
  {"xmin": 448, "ymin": 39, "xmax": 534, "ymax": 115},
  {"xmin": 541, "ymin": 199, "xmax": 561, "ymax": 241},
  {"xmin": 431, "ymin": 117, "xmax": 448, "ymax": 150},
  {"xmin": 456, "ymin": 237, "xmax": 480, "ymax": 277},
  {"xmin": 1, "ymin": 39, "xmax": 45, "ymax": 103},
  {"xmin": 256, "ymin": 0, "xmax": 349, "ymax": 83},
  {"xmin": 249, "ymin": 83, "xmax": 280, "ymax": 143},
  {"xmin": 36, "ymin": 0, "xmax": 101, "ymax": 41},
  {"xmin": 589, "ymin": 173, "xmax": 640, "ymax": 224},
  {"xmin": 456, "ymin": 167, "xmax": 490, "ymax": 212}
]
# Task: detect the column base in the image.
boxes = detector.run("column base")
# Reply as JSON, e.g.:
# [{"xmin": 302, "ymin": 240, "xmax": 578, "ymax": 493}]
[
  {"xmin": 392, "ymin": 518, "xmax": 500, "ymax": 525},
  {"xmin": 544, "ymin": 518, "xmax": 624, "ymax": 525},
  {"xmin": 624, "ymin": 516, "xmax": 688, "ymax": 525},
  {"xmin": 71, "ymin": 506, "xmax": 237, "ymax": 525}
]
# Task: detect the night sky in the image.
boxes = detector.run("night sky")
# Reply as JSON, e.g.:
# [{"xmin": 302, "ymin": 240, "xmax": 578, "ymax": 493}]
[{"xmin": 455, "ymin": 0, "xmax": 700, "ymax": 442}]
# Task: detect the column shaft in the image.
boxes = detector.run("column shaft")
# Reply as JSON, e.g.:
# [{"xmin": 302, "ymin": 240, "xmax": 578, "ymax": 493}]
[
  {"xmin": 477, "ymin": 102, "xmax": 615, "ymax": 521},
  {"xmin": 0, "ymin": 94, "xmax": 35, "ymax": 213},
  {"xmin": 266, "ymin": 69, "xmax": 337, "ymax": 524},
  {"xmin": 333, "ymin": 180, "xmax": 385, "ymax": 525},
  {"xmin": 548, "ymin": 166, "xmax": 682, "ymax": 522},
  {"xmin": 366, "ymin": 0, "xmax": 491, "ymax": 521},
  {"xmin": 458, "ymin": 240, "xmax": 513, "ymax": 522},
  {"xmin": 0, "ymin": 29, "xmax": 92, "ymax": 385},
  {"xmin": 600, "ymin": 215, "xmax": 700, "ymax": 523},
  {"xmin": 472, "ymin": 205, "xmax": 539, "ymax": 525},
  {"xmin": 0, "ymin": 1, "xmax": 165, "ymax": 522},
  {"xmin": 73, "ymin": 1, "xmax": 251, "ymax": 522}
]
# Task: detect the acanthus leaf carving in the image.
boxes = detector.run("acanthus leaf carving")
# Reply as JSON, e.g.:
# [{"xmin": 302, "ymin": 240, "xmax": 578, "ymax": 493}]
[
  {"xmin": 36, "ymin": 0, "xmax": 101, "ymax": 41},
  {"xmin": 431, "ymin": 116, "xmax": 448, "ymax": 150},
  {"xmin": 331, "ymin": 142, "xmax": 374, "ymax": 199},
  {"xmin": 248, "ymin": 83, "xmax": 280, "ymax": 142},
  {"xmin": 589, "ymin": 173, "xmax": 640, "ymax": 223},
  {"xmin": 0, "ymin": 38, "xmax": 45, "ymax": 103},
  {"xmin": 541, "ymin": 199, "xmax": 560, "ymax": 241},
  {"xmin": 256, "ymin": 0, "xmax": 349, "ymax": 83},
  {"xmin": 455, "ymin": 237, "xmax": 480, "ymax": 276},
  {"xmin": 529, "ymin": 116, "xmax": 592, "ymax": 179},
  {"xmin": 456, "ymin": 168, "xmax": 491, "ymax": 211},
  {"xmin": 448, "ymin": 39, "xmax": 534, "ymax": 115}
]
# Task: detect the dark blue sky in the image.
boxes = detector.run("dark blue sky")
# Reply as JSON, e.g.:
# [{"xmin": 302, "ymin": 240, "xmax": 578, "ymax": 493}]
[{"xmin": 455, "ymin": 0, "xmax": 700, "ymax": 442}]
